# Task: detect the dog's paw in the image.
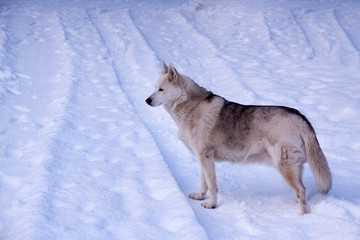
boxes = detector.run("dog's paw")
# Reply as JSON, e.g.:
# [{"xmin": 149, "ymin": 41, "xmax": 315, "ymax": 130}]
[
  {"xmin": 300, "ymin": 207, "xmax": 310, "ymax": 216},
  {"xmin": 201, "ymin": 201, "xmax": 216, "ymax": 209},
  {"xmin": 189, "ymin": 193, "xmax": 205, "ymax": 201}
]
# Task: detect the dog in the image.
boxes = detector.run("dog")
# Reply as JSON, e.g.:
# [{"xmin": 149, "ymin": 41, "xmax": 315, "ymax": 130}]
[{"xmin": 145, "ymin": 61, "xmax": 332, "ymax": 215}]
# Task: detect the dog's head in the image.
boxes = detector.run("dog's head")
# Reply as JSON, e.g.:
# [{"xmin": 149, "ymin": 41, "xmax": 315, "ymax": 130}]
[{"xmin": 145, "ymin": 61, "xmax": 183, "ymax": 107}]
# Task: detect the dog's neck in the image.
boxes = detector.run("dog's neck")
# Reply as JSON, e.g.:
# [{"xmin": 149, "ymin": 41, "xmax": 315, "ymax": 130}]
[{"xmin": 165, "ymin": 75, "xmax": 211, "ymax": 127}]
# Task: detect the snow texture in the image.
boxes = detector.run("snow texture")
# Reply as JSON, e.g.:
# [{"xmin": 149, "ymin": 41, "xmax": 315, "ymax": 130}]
[{"xmin": 0, "ymin": 0, "xmax": 359, "ymax": 239}]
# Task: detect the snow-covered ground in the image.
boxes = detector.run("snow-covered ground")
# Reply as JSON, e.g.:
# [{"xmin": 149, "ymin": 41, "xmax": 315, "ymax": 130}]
[{"xmin": 1, "ymin": 0, "xmax": 360, "ymax": 239}]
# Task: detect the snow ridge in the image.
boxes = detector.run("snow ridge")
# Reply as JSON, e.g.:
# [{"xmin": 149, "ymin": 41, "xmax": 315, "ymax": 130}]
[{"xmin": 333, "ymin": 9, "xmax": 360, "ymax": 54}]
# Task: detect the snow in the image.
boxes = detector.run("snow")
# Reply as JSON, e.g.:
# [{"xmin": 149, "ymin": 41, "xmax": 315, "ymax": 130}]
[{"xmin": 0, "ymin": 0, "xmax": 359, "ymax": 239}]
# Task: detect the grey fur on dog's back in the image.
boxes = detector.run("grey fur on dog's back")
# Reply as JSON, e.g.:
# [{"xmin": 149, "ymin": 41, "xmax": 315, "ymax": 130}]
[{"xmin": 214, "ymin": 98, "xmax": 332, "ymax": 193}]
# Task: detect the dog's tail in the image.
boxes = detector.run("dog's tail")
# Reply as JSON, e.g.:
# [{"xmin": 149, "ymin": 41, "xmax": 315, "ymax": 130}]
[{"xmin": 301, "ymin": 122, "xmax": 332, "ymax": 194}]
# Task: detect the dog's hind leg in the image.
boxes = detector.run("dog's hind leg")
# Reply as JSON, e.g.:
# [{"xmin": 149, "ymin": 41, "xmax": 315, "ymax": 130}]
[
  {"xmin": 278, "ymin": 146, "xmax": 309, "ymax": 215},
  {"xmin": 189, "ymin": 167, "xmax": 208, "ymax": 200}
]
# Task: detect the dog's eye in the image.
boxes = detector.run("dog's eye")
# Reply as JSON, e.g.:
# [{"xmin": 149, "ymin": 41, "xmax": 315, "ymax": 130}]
[{"xmin": 159, "ymin": 88, "xmax": 164, "ymax": 92}]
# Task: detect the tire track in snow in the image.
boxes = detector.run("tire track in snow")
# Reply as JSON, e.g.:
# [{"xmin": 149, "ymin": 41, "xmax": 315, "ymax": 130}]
[
  {"xmin": 334, "ymin": 6, "xmax": 360, "ymax": 57},
  {"xmin": 291, "ymin": 8, "xmax": 359, "ymax": 66},
  {"xmin": 179, "ymin": 6, "xmax": 304, "ymax": 105},
  {"xmin": 0, "ymin": 4, "xmax": 28, "ymax": 97},
  {"xmin": 290, "ymin": 8, "xmax": 317, "ymax": 60},
  {"xmin": 0, "ymin": 5, "xmax": 75, "ymax": 239},
  {"xmin": 333, "ymin": 9, "xmax": 360, "ymax": 55},
  {"xmin": 41, "ymin": 7, "xmax": 128, "ymax": 239},
  {"xmin": 262, "ymin": 8, "xmax": 316, "ymax": 60},
  {"xmin": 180, "ymin": 8, "xmax": 270, "ymax": 91},
  {"xmin": 0, "ymin": 7, "xmax": 16, "ymax": 97}
]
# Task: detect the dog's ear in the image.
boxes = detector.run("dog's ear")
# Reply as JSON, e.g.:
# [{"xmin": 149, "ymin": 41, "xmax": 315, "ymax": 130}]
[
  {"xmin": 162, "ymin": 61, "xmax": 168, "ymax": 74},
  {"xmin": 168, "ymin": 63, "xmax": 179, "ymax": 84}
]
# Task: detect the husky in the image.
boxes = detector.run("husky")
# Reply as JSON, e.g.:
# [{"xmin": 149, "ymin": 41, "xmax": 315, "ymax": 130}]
[{"xmin": 145, "ymin": 62, "xmax": 332, "ymax": 215}]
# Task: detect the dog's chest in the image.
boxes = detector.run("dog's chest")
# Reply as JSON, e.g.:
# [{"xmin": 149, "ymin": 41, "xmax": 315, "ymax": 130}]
[
  {"xmin": 173, "ymin": 97, "xmax": 224, "ymax": 154},
  {"xmin": 177, "ymin": 115, "xmax": 215, "ymax": 154}
]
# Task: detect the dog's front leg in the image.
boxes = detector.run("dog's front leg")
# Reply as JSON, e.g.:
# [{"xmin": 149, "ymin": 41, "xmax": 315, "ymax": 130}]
[
  {"xmin": 189, "ymin": 167, "xmax": 208, "ymax": 200},
  {"xmin": 199, "ymin": 148, "xmax": 218, "ymax": 209}
]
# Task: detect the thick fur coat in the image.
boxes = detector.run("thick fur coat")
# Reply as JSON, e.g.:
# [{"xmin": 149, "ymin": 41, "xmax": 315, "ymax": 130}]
[{"xmin": 146, "ymin": 62, "xmax": 332, "ymax": 215}]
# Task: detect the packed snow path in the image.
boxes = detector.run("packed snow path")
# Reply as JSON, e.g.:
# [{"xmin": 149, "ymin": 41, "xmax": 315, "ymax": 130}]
[{"xmin": 1, "ymin": 0, "xmax": 360, "ymax": 239}]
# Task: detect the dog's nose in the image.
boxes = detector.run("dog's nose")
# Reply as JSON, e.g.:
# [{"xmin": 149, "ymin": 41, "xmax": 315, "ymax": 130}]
[{"xmin": 145, "ymin": 98, "xmax": 152, "ymax": 105}]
